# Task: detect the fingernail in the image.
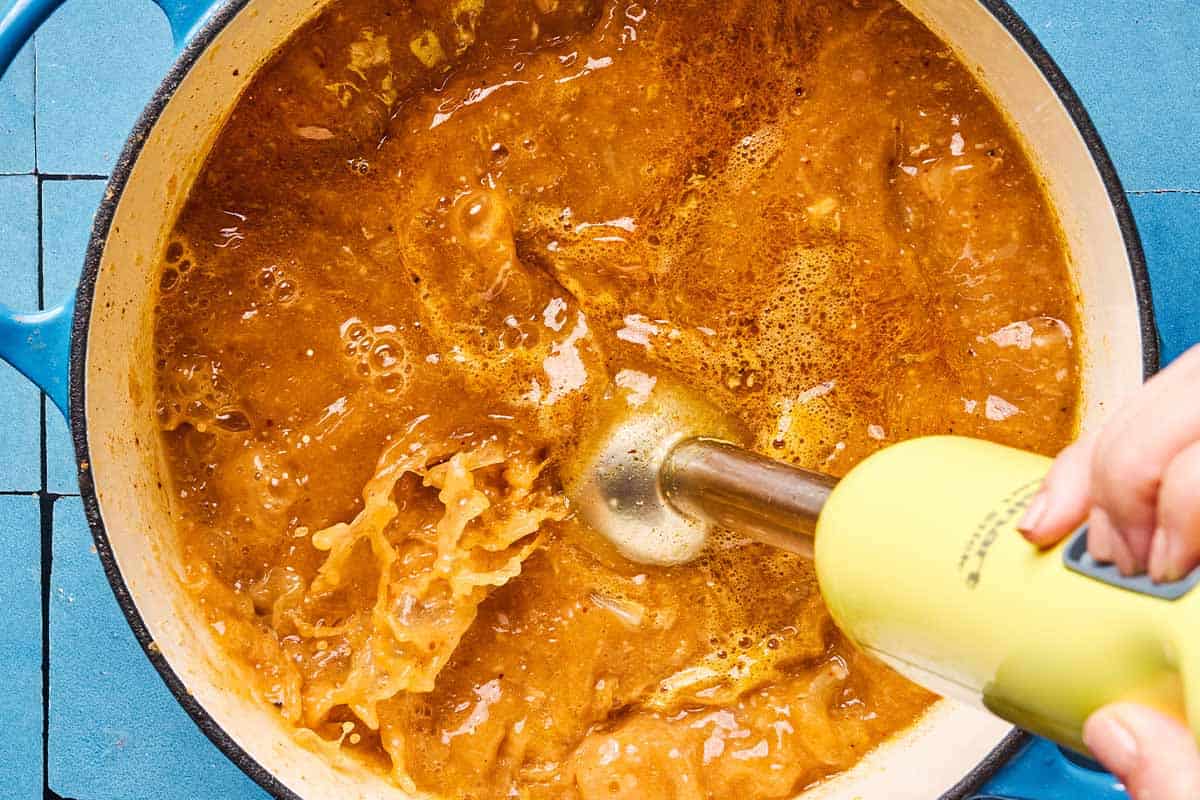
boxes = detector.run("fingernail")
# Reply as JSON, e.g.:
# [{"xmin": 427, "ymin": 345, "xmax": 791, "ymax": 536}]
[
  {"xmin": 1149, "ymin": 528, "xmax": 1171, "ymax": 583},
  {"xmin": 1084, "ymin": 711, "xmax": 1139, "ymax": 775},
  {"xmin": 1114, "ymin": 536, "xmax": 1139, "ymax": 577},
  {"xmin": 1018, "ymin": 491, "xmax": 1047, "ymax": 535},
  {"xmin": 1090, "ymin": 519, "xmax": 1113, "ymax": 563},
  {"xmin": 1163, "ymin": 530, "xmax": 1190, "ymax": 583},
  {"xmin": 1102, "ymin": 523, "xmax": 1139, "ymax": 576}
]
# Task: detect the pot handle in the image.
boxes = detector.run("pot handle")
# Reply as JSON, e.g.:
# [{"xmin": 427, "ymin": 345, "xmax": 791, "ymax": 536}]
[
  {"xmin": 0, "ymin": 0, "xmax": 216, "ymax": 417},
  {"xmin": 0, "ymin": 0, "xmax": 214, "ymax": 69},
  {"xmin": 974, "ymin": 737, "xmax": 1128, "ymax": 800},
  {"xmin": 0, "ymin": 302, "xmax": 73, "ymax": 416}
]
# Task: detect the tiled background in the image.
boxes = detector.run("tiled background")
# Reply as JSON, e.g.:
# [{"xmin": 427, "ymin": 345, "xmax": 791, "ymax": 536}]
[{"xmin": 0, "ymin": 1, "xmax": 1196, "ymax": 799}]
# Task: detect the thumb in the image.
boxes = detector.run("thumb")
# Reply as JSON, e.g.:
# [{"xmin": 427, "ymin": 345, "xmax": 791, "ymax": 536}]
[{"xmin": 1084, "ymin": 703, "xmax": 1200, "ymax": 800}]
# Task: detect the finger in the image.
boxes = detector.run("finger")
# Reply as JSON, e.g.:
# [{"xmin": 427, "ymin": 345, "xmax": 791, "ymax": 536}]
[
  {"xmin": 1089, "ymin": 506, "xmax": 1138, "ymax": 576},
  {"xmin": 1087, "ymin": 507, "xmax": 1115, "ymax": 564},
  {"xmin": 1084, "ymin": 703, "xmax": 1200, "ymax": 800},
  {"xmin": 1090, "ymin": 348, "xmax": 1200, "ymax": 567},
  {"xmin": 1019, "ymin": 434, "xmax": 1097, "ymax": 546},
  {"xmin": 1149, "ymin": 439, "xmax": 1200, "ymax": 582}
]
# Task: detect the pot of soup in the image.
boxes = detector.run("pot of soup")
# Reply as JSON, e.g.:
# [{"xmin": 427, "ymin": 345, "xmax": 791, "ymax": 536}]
[{"xmin": 0, "ymin": 0, "xmax": 1157, "ymax": 798}]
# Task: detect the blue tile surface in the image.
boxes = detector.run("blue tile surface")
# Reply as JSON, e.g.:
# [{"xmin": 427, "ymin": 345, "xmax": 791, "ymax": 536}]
[
  {"xmin": 0, "ymin": 1, "xmax": 1194, "ymax": 798},
  {"xmin": 1008, "ymin": 0, "xmax": 1200, "ymax": 193},
  {"xmin": 0, "ymin": 175, "xmax": 45, "ymax": 493},
  {"xmin": 48, "ymin": 497, "xmax": 271, "ymax": 800},
  {"xmin": 34, "ymin": 0, "xmax": 174, "ymax": 175},
  {"xmin": 0, "ymin": 495, "xmax": 43, "ymax": 800},
  {"xmin": 1132, "ymin": 193, "xmax": 1200, "ymax": 365},
  {"xmin": 0, "ymin": 41, "xmax": 35, "ymax": 174},
  {"xmin": 42, "ymin": 179, "xmax": 107, "ymax": 495}
]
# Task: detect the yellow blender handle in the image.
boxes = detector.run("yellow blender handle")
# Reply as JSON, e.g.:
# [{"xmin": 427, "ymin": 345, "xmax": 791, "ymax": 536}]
[{"xmin": 815, "ymin": 435, "xmax": 1200, "ymax": 754}]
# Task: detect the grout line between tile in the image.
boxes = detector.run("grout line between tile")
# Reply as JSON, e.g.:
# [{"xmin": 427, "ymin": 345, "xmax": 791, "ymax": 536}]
[
  {"xmin": 33, "ymin": 165, "xmax": 82, "ymax": 797},
  {"xmin": 31, "ymin": 32, "xmax": 38, "ymax": 176},
  {"xmin": 39, "ymin": 489, "xmax": 55, "ymax": 800},
  {"xmin": 39, "ymin": 174, "xmax": 109, "ymax": 181},
  {"xmin": 36, "ymin": 168, "xmax": 57, "ymax": 800},
  {"xmin": 36, "ymin": 169, "xmax": 55, "ymax": 800},
  {"xmin": 1127, "ymin": 189, "xmax": 1200, "ymax": 196},
  {"xmin": 0, "ymin": 174, "xmax": 108, "ymax": 179}
]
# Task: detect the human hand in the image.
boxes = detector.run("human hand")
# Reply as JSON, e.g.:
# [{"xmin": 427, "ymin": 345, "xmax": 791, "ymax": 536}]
[
  {"xmin": 1016, "ymin": 345, "xmax": 1200, "ymax": 798},
  {"xmin": 1019, "ymin": 345, "xmax": 1200, "ymax": 580},
  {"xmin": 1082, "ymin": 703, "xmax": 1200, "ymax": 799}
]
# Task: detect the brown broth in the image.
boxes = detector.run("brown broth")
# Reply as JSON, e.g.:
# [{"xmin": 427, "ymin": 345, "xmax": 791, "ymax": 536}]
[{"xmin": 152, "ymin": 1, "xmax": 1081, "ymax": 797}]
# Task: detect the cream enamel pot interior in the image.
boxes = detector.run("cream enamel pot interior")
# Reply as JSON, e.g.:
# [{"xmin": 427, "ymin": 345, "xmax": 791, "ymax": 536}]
[{"xmin": 0, "ymin": 0, "xmax": 1158, "ymax": 798}]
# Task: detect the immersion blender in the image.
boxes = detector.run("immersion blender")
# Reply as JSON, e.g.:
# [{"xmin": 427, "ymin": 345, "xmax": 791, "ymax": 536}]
[{"xmin": 564, "ymin": 378, "xmax": 1200, "ymax": 755}]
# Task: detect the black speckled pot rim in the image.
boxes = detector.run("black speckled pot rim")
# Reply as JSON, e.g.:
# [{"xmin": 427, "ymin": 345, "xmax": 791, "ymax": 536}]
[{"xmin": 68, "ymin": 1, "xmax": 1159, "ymax": 799}]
